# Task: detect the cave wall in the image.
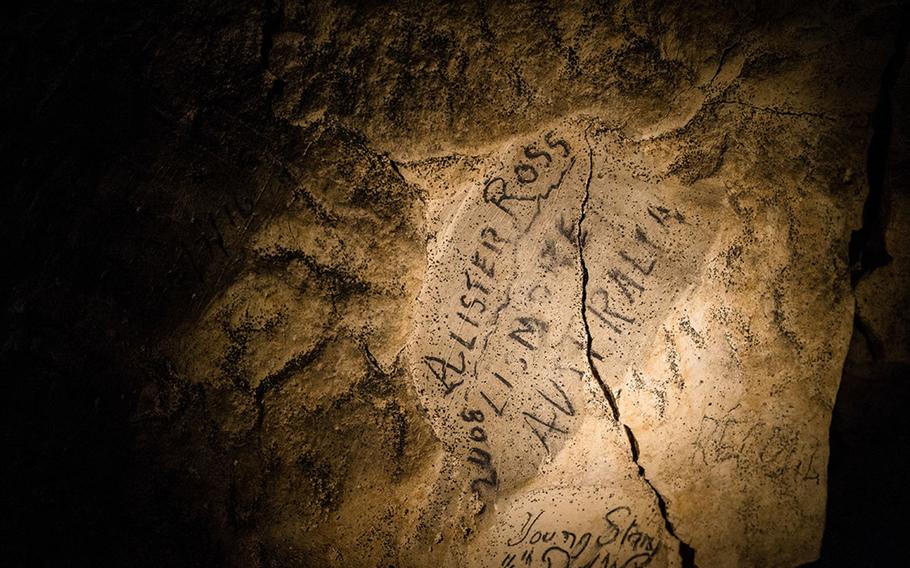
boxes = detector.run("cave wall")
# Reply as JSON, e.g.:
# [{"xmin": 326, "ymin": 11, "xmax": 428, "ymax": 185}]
[{"xmin": 2, "ymin": 1, "xmax": 908, "ymax": 567}]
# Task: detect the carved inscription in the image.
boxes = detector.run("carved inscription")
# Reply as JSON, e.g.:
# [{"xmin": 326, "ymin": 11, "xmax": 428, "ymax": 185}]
[
  {"xmin": 483, "ymin": 131, "xmax": 576, "ymax": 226},
  {"xmin": 498, "ymin": 506, "xmax": 662, "ymax": 568},
  {"xmin": 692, "ymin": 411, "xmax": 821, "ymax": 484},
  {"xmin": 409, "ymin": 119, "xmax": 841, "ymax": 568},
  {"xmin": 586, "ymin": 208, "xmax": 685, "ymax": 339},
  {"xmin": 414, "ymin": 126, "xmax": 584, "ymax": 496}
]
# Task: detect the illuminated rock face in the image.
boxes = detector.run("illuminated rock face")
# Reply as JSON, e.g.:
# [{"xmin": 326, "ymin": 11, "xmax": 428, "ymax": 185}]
[
  {"xmin": 407, "ymin": 120, "xmax": 678, "ymax": 566},
  {"xmin": 140, "ymin": 2, "xmax": 896, "ymax": 567},
  {"xmin": 404, "ymin": 114, "xmax": 852, "ymax": 566},
  {"xmin": 10, "ymin": 0, "xmax": 910, "ymax": 565}
]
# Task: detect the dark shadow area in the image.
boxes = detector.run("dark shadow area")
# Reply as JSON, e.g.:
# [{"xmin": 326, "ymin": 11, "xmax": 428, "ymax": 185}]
[{"xmin": 816, "ymin": 30, "xmax": 910, "ymax": 568}]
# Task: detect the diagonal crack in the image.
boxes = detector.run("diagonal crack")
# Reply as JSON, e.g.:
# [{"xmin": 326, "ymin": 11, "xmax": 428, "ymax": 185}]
[
  {"xmin": 576, "ymin": 123, "xmax": 698, "ymax": 568},
  {"xmin": 624, "ymin": 425, "xmax": 697, "ymax": 568}
]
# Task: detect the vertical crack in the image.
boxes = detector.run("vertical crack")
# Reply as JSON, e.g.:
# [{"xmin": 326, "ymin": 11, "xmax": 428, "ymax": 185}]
[
  {"xmin": 577, "ymin": 124, "xmax": 620, "ymax": 422},
  {"xmin": 576, "ymin": 124, "xmax": 697, "ymax": 568}
]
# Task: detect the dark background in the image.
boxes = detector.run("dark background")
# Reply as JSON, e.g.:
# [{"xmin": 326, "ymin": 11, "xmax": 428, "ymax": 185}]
[{"xmin": 2, "ymin": 1, "xmax": 907, "ymax": 566}]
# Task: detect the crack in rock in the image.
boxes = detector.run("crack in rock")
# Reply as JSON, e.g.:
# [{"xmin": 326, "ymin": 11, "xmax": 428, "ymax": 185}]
[{"xmin": 576, "ymin": 122, "xmax": 698, "ymax": 568}]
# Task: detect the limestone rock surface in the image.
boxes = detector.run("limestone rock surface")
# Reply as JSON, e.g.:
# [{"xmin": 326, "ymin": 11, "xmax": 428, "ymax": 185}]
[
  {"xmin": 157, "ymin": 3, "xmax": 895, "ymax": 565},
  {"xmin": 8, "ymin": 1, "xmax": 904, "ymax": 567}
]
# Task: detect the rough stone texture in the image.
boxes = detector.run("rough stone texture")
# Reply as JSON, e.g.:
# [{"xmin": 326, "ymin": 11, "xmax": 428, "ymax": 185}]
[
  {"xmin": 3, "ymin": 1, "xmax": 908, "ymax": 567},
  {"xmin": 407, "ymin": 120, "xmax": 677, "ymax": 567},
  {"xmin": 403, "ymin": 100, "xmax": 858, "ymax": 564}
]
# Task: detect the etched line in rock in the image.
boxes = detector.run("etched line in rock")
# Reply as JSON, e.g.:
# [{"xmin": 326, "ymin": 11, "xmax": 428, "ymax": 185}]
[{"xmin": 577, "ymin": 123, "xmax": 698, "ymax": 567}]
